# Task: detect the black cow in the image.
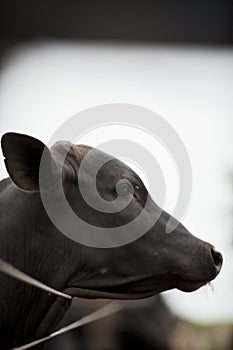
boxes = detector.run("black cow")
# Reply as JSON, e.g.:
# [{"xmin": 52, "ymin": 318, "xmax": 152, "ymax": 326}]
[{"xmin": 0, "ymin": 133, "xmax": 222, "ymax": 349}]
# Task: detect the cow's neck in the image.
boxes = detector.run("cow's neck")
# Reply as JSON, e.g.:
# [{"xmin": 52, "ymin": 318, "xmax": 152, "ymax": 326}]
[{"xmin": 0, "ymin": 178, "xmax": 72, "ymax": 348}]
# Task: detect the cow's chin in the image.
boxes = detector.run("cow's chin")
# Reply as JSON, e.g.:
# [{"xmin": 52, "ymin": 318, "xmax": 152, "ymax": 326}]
[
  {"xmin": 176, "ymin": 279, "xmax": 208, "ymax": 292},
  {"xmin": 63, "ymin": 278, "xmax": 175, "ymax": 300}
]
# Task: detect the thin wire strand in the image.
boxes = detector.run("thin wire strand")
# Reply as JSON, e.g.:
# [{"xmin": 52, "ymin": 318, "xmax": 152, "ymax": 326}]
[
  {"xmin": 0, "ymin": 258, "xmax": 72, "ymax": 300},
  {"xmin": 12, "ymin": 301, "xmax": 124, "ymax": 350},
  {"xmin": 0, "ymin": 258, "xmax": 127, "ymax": 350}
]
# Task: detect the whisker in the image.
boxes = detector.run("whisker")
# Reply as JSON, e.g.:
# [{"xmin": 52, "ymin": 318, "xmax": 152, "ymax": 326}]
[{"xmin": 208, "ymin": 282, "xmax": 215, "ymax": 292}]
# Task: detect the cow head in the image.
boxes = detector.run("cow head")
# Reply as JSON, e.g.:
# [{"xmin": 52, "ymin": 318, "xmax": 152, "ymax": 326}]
[{"xmin": 0, "ymin": 132, "xmax": 223, "ymax": 347}]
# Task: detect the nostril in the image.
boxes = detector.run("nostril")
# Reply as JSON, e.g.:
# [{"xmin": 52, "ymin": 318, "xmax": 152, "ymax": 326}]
[{"xmin": 211, "ymin": 247, "xmax": 223, "ymax": 270}]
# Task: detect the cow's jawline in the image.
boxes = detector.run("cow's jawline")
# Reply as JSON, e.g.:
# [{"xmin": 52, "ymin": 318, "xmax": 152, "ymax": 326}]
[
  {"xmin": 63, "ymin": 287, "xmax": 164, "ymax": 300},
  {"xmin": 62, "ymin": 278, "xmax": 207, "ymax": 300}
]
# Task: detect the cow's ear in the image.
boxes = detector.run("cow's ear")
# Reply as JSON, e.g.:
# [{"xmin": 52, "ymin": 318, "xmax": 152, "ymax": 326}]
[{"xmin": 1, "ymin": 132, "xmax": 59, "ymax": 192}]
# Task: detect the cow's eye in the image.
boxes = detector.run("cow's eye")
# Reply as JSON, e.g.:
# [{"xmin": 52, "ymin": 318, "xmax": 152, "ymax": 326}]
[{"xmin": 116, "ymin": 180, "xmax": 133, "ymax": 197}]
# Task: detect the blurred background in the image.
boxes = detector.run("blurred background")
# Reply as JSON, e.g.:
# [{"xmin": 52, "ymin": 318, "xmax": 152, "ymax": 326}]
[{"xmin": 0, "ymin": 1, "xmax": 233, "ymax": 349}]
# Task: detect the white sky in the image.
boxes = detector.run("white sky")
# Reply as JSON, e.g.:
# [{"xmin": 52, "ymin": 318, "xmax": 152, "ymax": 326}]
[{"xmin": 0, "ymin": 41, "xmax": 233, "ymax": 323}]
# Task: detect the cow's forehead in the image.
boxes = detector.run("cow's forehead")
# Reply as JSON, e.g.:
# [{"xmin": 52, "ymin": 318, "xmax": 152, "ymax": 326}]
[
  {"xmin": 69, "ymin": 144, "xmax": 93, "ymax": 164},
  {"xmin": 69, "ymin": 144, "xmax": 136, "ymax": 177},
  {"xmin": 50, "ymin": 142, "xmax": 92, "ymax": 164},
  {"xmin": 51, "ymin": 142, "xmax": 135, "ymax": 176}
]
